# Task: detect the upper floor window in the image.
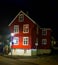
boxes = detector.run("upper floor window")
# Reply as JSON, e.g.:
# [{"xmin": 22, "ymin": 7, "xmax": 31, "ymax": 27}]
[
  {"xmin": 23, "ymin": 24, "xmax": 29, "ymax": 33},
  {"xmin": 23, "ymin": 37, "xmax": 29, "ymax": 45},
  {"xmin": 19, "ymin": 13, "xmax": 24, "ymax": 22},
  {"xmin": 42, "ymin": 29, "xmax": 47, "ymax": 35},
  {"xmin": 42, "ymin": 39, "xmax": 47, "ymax": 45},
  {"xmin": 14, "ymin": 25, "xmax": 19, "ymax": 33}
]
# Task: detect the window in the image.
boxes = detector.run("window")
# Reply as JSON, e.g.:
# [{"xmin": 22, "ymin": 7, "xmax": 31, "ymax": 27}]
[
  {"xmin": 42, "ymin": 39, "xmax": 47, "ymax": 45},
  {"xmin": 23, "ymin": 24, "xmax": 29, "ymax": 33},
  {"xmin": 13, "ymin": 37, "xmax": 19, "ymax": 45},
  {"xmin": 14, "ymin": 25, "xmax": 19, "ymax": 33},
  {"xmin": 19, "ymin": 13, "xmax": 24, "ymax": 22},
  {"xmin": 23, "ymin": 37, "xmax": 29, "ymax": 45},
  {"xmin": 42, "ymin": 29, "xmax": 47, "ymax": 35}
]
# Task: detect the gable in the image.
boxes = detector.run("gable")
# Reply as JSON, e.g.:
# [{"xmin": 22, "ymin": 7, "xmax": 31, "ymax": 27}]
[{"xmin": 8, "ymin": 10, "xmax": 37, "ymax": 26}]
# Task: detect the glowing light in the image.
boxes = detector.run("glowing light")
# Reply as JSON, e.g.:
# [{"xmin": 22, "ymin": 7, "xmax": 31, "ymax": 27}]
[
  {"xmin": 11, "ymin": 33, "xmax": 14, "ymax": 36},
  {"xmin": 13, "ymin": 39, "xmax": 16, "ymax": 44},
  {"xmin": 35, "ymin": 43, "xmax": 38, "ymax": 46}
]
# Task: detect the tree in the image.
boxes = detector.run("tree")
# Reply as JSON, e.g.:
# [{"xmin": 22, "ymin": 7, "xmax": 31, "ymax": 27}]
[{"xmin": 0, "ymin": 26, "xmax": 11, "ymax": 54}]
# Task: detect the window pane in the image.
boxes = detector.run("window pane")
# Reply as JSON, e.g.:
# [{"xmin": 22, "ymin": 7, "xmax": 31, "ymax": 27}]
[
  {"xmin": 23, "ymin": 37, "xmax": 29, "ymax": 45},
  {"xmin": 14, "ymin": 25, "xmax": 19, "ymax": 33},
  {"xmin": 42, "ymin": 39, "xmax": 47, "ymax": 45},
  {"xmin": 23, "ymin": 24, "xmax": 29, "ymax": 33},
  {"xmin": 19, "ymin": 13, "xmax": 24, "ymax": 22},
  {"xmin": 13, "ymin": 37, "xmax": 19, "ymax": 45},
  {"xmin": 42, "ymin": 29, "xmax": 47, "ymax": 35}
]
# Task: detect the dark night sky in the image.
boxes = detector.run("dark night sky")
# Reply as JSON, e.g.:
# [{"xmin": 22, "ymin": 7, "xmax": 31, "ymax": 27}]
[{"xmin": 0, "ymin": 0, "xmax": 58, "ymax": 40}]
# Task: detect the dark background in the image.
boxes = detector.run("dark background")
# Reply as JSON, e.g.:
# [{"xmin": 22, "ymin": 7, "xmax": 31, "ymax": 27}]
[{"xmin": 0, "ymin": 0, "xmax": 58, "ymax": 40}]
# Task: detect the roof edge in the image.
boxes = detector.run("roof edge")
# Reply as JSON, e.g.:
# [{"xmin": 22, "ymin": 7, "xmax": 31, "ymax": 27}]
[{"xmin": 8, "ymin": 10, "xmax": 39, "ymax": 26}]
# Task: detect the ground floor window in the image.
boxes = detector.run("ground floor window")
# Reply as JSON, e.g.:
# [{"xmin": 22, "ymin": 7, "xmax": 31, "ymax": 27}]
[
  {"xmin": 23, "ymin": 37, "xmax": 29, "ymax": 45},
  {"xmin": 13, "ymin": 37, "xmax": 19, "ymax": 45},
  {"xmin": 42, "ymin": 39, "xmax": 47, "ymax": 45}
]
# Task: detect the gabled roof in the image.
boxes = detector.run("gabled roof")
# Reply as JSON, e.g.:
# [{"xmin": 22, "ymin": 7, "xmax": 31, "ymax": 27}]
[{"xmin": 8, "ymin": 10, "xmax": 38, "ymax": 26}]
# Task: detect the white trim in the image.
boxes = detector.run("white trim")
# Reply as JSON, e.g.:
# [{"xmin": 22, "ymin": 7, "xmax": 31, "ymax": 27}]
[
  {"xmin": 23, "ymin": 24, "xmax": 29, "ymax": 33},
  {"xmin": 42, "ymin": 39, "xmax": 47, "ymax": 45},
  {"xmin": 40, "ymin": 28, "xmax": 51, "ymax": 30},
  {"xmin": 13, "ymin": 37, "xmax": 19, "ymax": 45},
  {"xmin": 19, "ymin": 13, "xmax": 24, "ymax": 22},
  {"xmin": 14, "ymin": 25, "xmax": 19, "ymax": 33},
  {"xmin": 23, "ymin": 37, "xmax": 29, "ymax": 45},
  {"xmin": 8, "ymin": 10, "xmax": 37, "ymax": 26},
  {"xmin": 42, "ymin": 29, "xmax": 47, "ymax": 35}
]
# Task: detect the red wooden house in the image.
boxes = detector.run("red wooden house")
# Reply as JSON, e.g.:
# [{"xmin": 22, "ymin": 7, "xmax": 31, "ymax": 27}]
[{"xmin": 8, "ymin": 10, "xmax": 51, "ymax": 56}]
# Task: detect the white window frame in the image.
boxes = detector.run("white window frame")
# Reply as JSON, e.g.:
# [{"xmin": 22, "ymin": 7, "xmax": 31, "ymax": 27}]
[
  {"xmin": 42, "ymin": 39, "xmax": 47, "ymax": 45},
  {"xmin": 19, "ymin": 13, "xmax": 24, "ymax": 22},
  {"xmin": 23, "ymin": 37, "xmax": 29, "ymax": 45},
  {"xmin": 14, "ymin": 25, "xmax": 19, "ymax": 33},
  {"xmin": 42, "ymin": 29, "xmax": 47, "ymax": 35},
  {"xmin": 13, "ymin": 37, "xmax": 19, "ymax": 45},
  {"xmin": 23, "ymin": 24, "xmax": 29, "ymax": 33}
]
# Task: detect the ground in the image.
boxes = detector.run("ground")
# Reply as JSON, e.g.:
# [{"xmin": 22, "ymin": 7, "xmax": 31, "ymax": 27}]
[{"xmin": 0, "ymin": 55, "xmax": 58, "ymax": 65}]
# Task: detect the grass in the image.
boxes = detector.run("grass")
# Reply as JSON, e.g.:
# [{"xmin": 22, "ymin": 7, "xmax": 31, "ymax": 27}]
[
  {"xmin": 18, "ymin": 55, "xmax": 58, "ymax": 65},
  {"xmin": 0, "ymin": 54, "xmax": 58, "ymax": 65}
]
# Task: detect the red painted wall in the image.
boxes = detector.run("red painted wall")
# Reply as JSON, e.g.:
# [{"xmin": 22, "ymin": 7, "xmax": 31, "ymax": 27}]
[
  {"xmin": 31, "ymin": 25, "xmax": 37, "ymax": 49},
  {"xmin": 38, "ymin": 29, "xmax": 51, "ymax": 49},
  {"xmin": 9, "ymin": 12, "xmax": 51, "ymax": 50},
  {"xmin": 9, "ymin": 14, "xmax": 37, "ymax": 49}
]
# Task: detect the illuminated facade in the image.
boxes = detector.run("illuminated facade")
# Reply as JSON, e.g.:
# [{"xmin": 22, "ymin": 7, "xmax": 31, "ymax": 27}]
[{"xmin": 8, "ymin": 11, "xmax": 51, "ymax": 56}]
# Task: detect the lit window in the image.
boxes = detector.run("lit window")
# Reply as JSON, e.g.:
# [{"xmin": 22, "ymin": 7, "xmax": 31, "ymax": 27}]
[
  {"xmin": 23, "ymin": 24, "xmax": 29, "ymax": 33},
  {"xmin": 14, "ymin": 25, "xmax": 19, "ymax": 33},
  {"xmin": 19, "ymin": 13, "xmax": 24, "ymax": 22},
  {"xmin": 13, "ymin": 37, "xmax": 19, "ymax": 45},
  {"xmin": 42, "ymin": 29, "xmax": 47, "ymax": 35},
  {"xmin": 23, "ymin": 37, "xmax": 29, "ymax": 45},
  {"xmin": 42, "ymin": 39, "xmax": 47, "ymax": 45}
]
